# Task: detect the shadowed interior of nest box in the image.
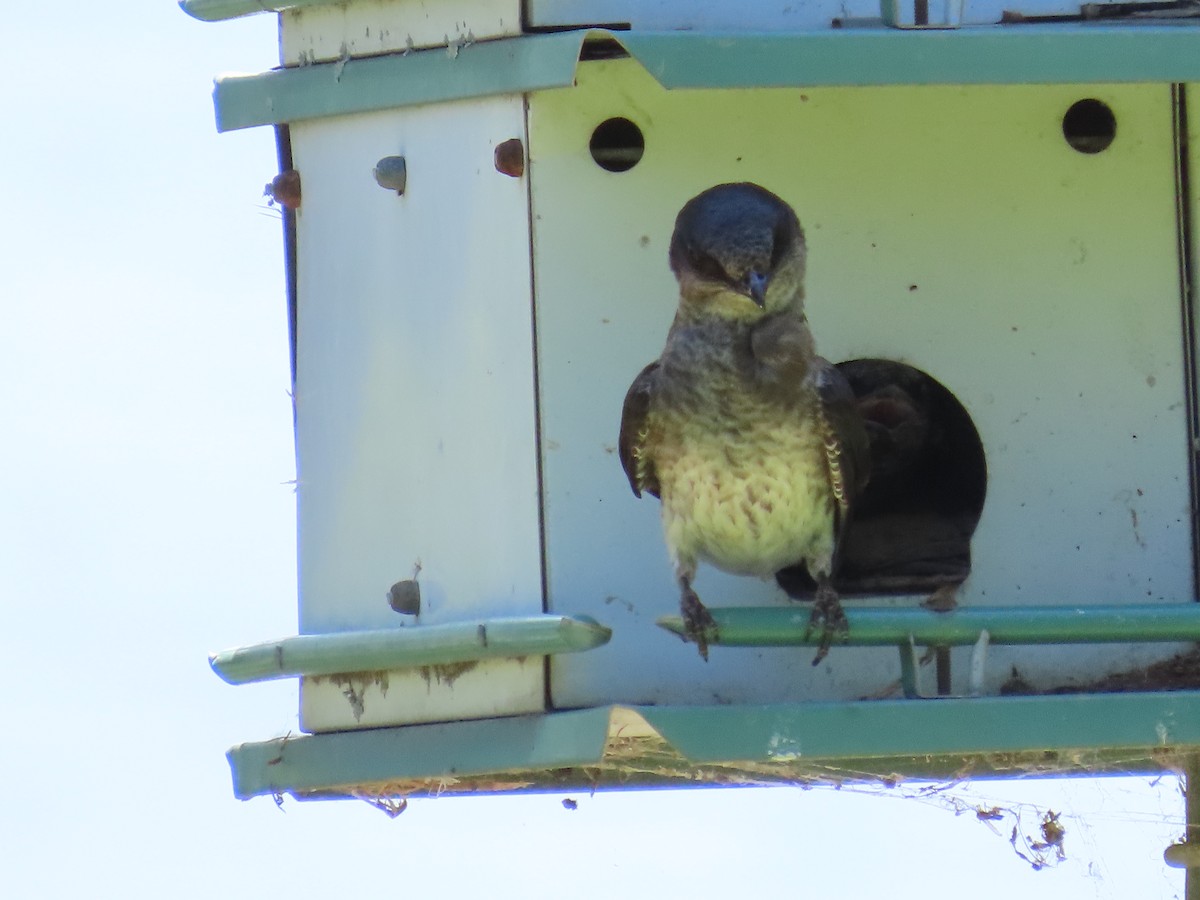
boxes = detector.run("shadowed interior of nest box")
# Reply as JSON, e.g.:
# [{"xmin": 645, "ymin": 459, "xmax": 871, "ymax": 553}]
[{"xmin": 777, "ymin": 359, "xmax": 987, "ymax": 598}]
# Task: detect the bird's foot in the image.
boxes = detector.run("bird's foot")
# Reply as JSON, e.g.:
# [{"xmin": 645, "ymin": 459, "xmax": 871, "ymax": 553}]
[
  {"xmin": 805, "ymin": 584, "xmax": 849, "ymax": 666},
  {"xmin": 680, "ymin": 587, "xmax": 718, "ymax": 662}
]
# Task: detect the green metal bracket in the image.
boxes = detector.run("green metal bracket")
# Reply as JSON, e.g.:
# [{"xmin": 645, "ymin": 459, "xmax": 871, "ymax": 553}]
[
  {"xmin": 210, "ymin": 614, "xmax": 611, "ymax": 684},
  {"xmin": 210, "ymin": 25, "xmax": 1200, "ymax": 132},
  {"xmin": 898, "ymin": 634, "xmax": 922, "ymax": 698}
]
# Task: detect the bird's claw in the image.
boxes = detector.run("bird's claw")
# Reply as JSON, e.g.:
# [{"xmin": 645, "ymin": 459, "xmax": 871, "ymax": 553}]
[
  {"xmin": 680, "ymin": 588, "xmax": 718, "ymax": 662},
  {"xmin": 805, "ymin": 589, "xmax": 849, "ymax": 666}
]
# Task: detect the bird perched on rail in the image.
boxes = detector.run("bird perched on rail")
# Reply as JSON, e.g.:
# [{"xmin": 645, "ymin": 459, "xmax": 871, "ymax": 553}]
[{"xmin": 618, "ymin": 182, "xmax": 870, "ymax": 663}]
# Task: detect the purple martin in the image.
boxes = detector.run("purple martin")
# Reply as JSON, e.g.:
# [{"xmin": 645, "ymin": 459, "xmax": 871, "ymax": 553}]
[{"xmin": 619, "ymin": 183, "xmax": 870, "ymax": 662}]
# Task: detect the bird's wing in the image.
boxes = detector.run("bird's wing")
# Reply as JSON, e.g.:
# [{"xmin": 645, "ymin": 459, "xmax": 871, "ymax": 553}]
[
  {"xmin": 812, "ymin": 357, "xmax": 871, "ymax": 536},
  {"xmin": 618, "ymin": 362, "xmax": 661, "ymax": 499}
]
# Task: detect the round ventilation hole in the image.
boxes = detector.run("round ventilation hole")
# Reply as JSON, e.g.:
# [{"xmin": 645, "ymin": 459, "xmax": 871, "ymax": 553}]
[
  {"xmin": 589, "ymin": 117, "xmax": 645, "ymax": 172},
  {"xmin": 1063, "ymin": 99, "xmax": 1116, "ymax": 154}
]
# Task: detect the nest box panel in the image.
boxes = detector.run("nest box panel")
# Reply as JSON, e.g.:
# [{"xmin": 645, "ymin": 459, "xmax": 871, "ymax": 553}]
[
  {"xmin": 531, "ymin": 61, "xmax": 1194, "ymax": 707},
  {"xmin": 291, "ymin": 96, "xmax": 547, "ymax": 729}
]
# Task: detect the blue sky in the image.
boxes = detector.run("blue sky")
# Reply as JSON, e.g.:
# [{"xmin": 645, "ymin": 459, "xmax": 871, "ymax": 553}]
[{"xmin": 0, "ymin": 3, "xmax": 1187, "ymax": 897}]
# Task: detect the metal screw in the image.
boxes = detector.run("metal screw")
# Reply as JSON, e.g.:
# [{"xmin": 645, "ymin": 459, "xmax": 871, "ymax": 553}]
[
  {"xmin": 388, "ymin": 579, "xmax": 421, "ymax": 615},
  {"xmin": 265, "ymin": 170, "xmax": 301, "ymax": 209},
  {"xmin": 373, "ymin": 156, "xmax": 407, "ymax": 194},
  {"xmin": 494, "ymin": 138, "xmax": 525, "ymax": 178}
]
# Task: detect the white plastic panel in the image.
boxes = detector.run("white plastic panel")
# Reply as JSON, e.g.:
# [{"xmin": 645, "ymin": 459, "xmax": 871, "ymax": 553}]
[
  {"xmin": 281, "ymin": 0, "xmax": 521, "ymax": 64},
  {"xmin": 530, "ymin": 61, "xmax": 1193, "ymax": 707},
  {"xmin": 291, "ymin": 94, "xmax": 544, "ymax": 730},
  {"xmin": 300, "ymin": 657, "xmax": 545, "ymax": 731}
]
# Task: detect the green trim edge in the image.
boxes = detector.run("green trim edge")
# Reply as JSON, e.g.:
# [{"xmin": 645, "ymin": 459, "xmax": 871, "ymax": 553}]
[
  {"xmin": 212, "ymin": 24, "xmax": 1200, "ymax": 132},
  {"xmin": 226, "ymin": 694, "xmax": 1200, "ymax": 799}
]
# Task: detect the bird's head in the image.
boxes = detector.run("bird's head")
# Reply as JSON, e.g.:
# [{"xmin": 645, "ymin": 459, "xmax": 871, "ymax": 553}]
[{"xmin": 668, "ymin": 182, "xmax": 807, "ymax": 321}]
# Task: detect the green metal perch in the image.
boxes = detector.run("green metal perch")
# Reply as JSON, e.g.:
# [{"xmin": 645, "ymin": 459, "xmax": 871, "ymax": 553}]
[
  {"xmin": 656, "ymin": 603, "xmax": 1200, "ymax": 647},
  {"xmin": 658, "ymin": 603, "xmax": 1200, "ymax": 698},
  {"xmin": 210, "ymin": 614, "xmax": 612, "ymax": 685}
]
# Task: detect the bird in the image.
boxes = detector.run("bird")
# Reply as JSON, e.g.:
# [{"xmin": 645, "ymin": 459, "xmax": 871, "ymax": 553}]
[{"xmin": 618, "ymin": 182, "xmax": 870, "ymax": 663}]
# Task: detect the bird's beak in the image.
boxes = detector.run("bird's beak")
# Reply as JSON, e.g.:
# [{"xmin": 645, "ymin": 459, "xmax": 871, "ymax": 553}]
[{"xmin": 747, "ymin": 270, "xmax": 769, "ymax": 308}]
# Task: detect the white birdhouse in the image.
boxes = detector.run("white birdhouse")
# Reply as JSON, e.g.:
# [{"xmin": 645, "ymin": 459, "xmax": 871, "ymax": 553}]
[{"xmin": 189, "ymin": 0, "xmax": 1200, "ymax": 802}]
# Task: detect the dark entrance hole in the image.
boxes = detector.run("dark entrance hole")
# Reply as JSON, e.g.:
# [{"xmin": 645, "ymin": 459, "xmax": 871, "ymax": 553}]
[{"xmin": 777, "ymin": 359, "xmax": 987, "ymax": 597}]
